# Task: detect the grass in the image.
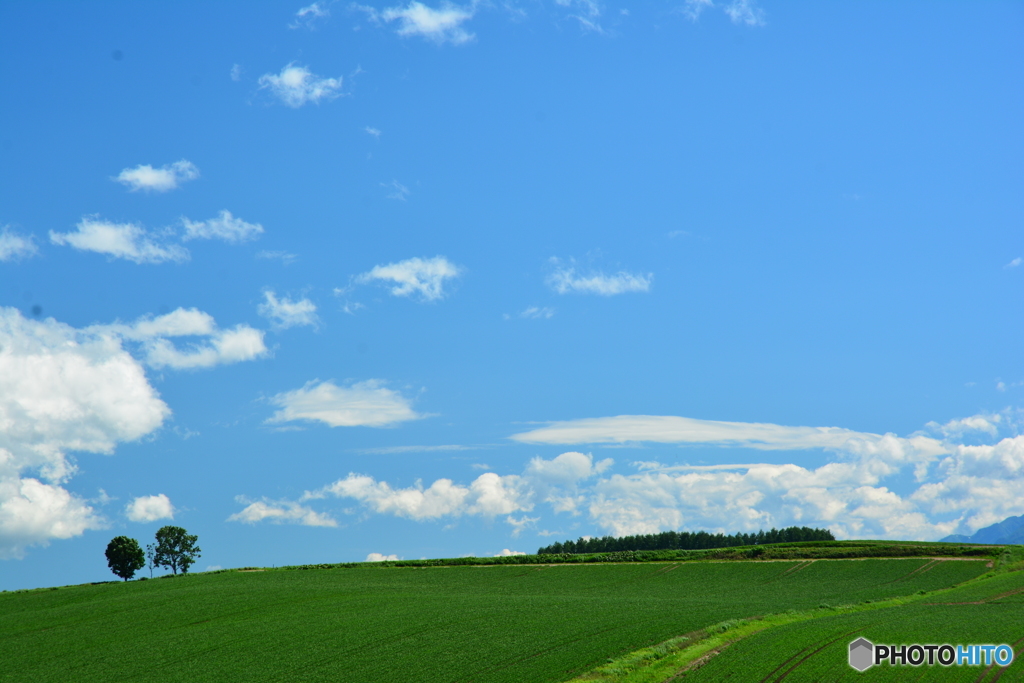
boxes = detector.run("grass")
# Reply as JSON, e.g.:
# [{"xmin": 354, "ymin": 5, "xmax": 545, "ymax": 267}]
[
  {"xmin": 570, "ymin": 546, "xmax": 1024, "ymax": 682},
  {"xmin": 0, "ymin": 545, "xmax": 1000, "ymax": 683}
]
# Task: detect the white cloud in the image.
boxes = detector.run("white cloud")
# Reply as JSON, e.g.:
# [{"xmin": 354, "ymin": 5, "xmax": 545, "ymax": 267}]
[
  {"xmin": 125, "ymin": 494, "xmax": 174, "ymax": 523},
  {"xmin": 258, "ymin": 291, "xmax": 318, "ymax": 330},
  {"xmin": 92, "ymin": 308, "xmax": 268, "ymax": 370},
  {"xmin": 230, "ymin": 64, "xmax": 243, "ymax": 81},
  {"xmin": 494, "ymin": 548, "xmax": 526, "ymax": 556},
  {"xmin": 676, "ymin": 0, "xmax": 764, "ymax": 26},
  {"xmin": 0, "ymin": 226, "xmax": 38, "ymax": 262},
  {"xmin": 181, "ymin": 210, "xmax": 264, "ymax": 243},
  {"xmin": 256, "ymin": 250, "xmax": 298, "ymax": 265},
  {"xmin": 306, "ymin": 471, "xmax": 531, "ymax": 520},
  {"xmin": 1006, "ymin": 257, "xmax": 1022, "ymax": 269},
  {"xmin": 381, "ymin": 180, "xmax": 410, "ymax": 201},
  {"xmin": 377, "ymin": 2, "xmax": 476, "ymax": 44},
  {"xmin": 678, "ymin": 0, "xmax": 713, "ymax": 21},
  {"xmin": 290, "ymin": 1, "xmax": 330, "ymax": 28},
  {"xmin": 0, "ymin": 308, "xmax": 170, "ymax": 558},
  {"xmin": 258, "ymin": 63, "xmax": 343, "ymax": 108},
  {"xmin": 228, "ymin": 498, "xmax": 337, "ymax": 527},
  {"xmin": 547, "ymin": 259, "xmax": 652, "ymax": 296},
  {"xmin": 114, "ymin": 160, "xmax": 200, "ymax": 193},
  {"xmin": 357, "ymin": 256, "xmax": 462, "ymax": 302},
  {"xmin": 723, "ymin": 0, "xmax": 765, "ymax": 26},
  {"xmin": 266, "ymin": 379, "xmax": 422, "ymax": 428},
  {"xmin": 232, "ymin": 410, "xmax": 1024, "ymax": 542},
  {"xmin": 519, "ymin": 306, "xmax": 554, "ymax": 319},
  {"xmin": 366, "ymin": 552, "xmax": 400, "ymax": 561},
  {"xmin": 50, "ymin": 217, "xmax": 189, "ymax": 264},
  {"xmin": 365, "ymin": 126, "xmax": 381, "ymax": 138},
  {"xmin": 554, "ymin": 0, "xmax": 604, "ymax": 33}
]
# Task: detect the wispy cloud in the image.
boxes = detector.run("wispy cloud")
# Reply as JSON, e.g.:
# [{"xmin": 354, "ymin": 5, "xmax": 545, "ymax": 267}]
[
  {"xmin": 258, "ymin": 290, "xmax": 318, "ymax": 330},
  {"xmin": 230, "ymin": 64, "xmax": 243, "ymax": 81},
  {"xmin": 256, "ymin": 250, "xmax": 298, "ymax": 265},
  {"xmin": 114, "ymin": 160, "xmax": 200, "ymax": 193},
  {"xmin": 723, "ymin": 0, "xmax": 765, "ymax": 26},
  {"xmin": 677, "ymin": 0, "xmax": 765, "ymax": 26},
  {"xmin": 125, "ymin": 494, "xmax": 175, "ymax": 523},
  {"xmin": 554, "ymin": 0, "xmax": 604, "ymax": 34},
  {"xmin": 381, "ymin": 180, "xmax": 410, "ymax": 201},
  {"xmin": 354, "ymin": 444, "xmax": 477, "ymax": 454},
  {"xmin": 266, "ymin": 379, "xmax": 423, "ymax": 428},
  {"xmin": 365, "ymin": 126, "xmax": 382, "ymax": 138},
  {"xmin": 1005, "ymin": 257, "xmax": 1021, "ymax": 269},
  {"xmin": 357, "ymin": 255, "xmax": 463, "ymax": 301},
  {"xmin": 0, "ymin": 226, "xmax": 38, "ymax": 262},
  {"xmin": 50, "ymin": 217, "xmax": 189, "ymax": 264},
  {"xmin": 181, "ymin": 210, "xmax": 264, "ymax": 243},
  {"xmin": 258, "ymin": 63, "xmax": 343, "ymax": 108},
  {"xmin": 519, "ymin": 306, "xmax": 554, "ymax": 319},
  {"xmin": 290, "ymin": 1, "xmax": 331, "ymax": 29},
  {"xmin": 546, "ymin": 258, "xmax": 652, "ymax": 296}
]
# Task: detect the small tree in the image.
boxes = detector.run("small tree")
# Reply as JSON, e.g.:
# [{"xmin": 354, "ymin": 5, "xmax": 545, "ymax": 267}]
[
  {"xmin": 105, "ymin": 536, "xmax": 145, "ymax": 581},
  {"xmin": 153, "ymin": 526, "xmax": 201, "ymax": 575},
  {"xmin": 145, "ymin": 543, "xmax": 156, "ymax": 578}
]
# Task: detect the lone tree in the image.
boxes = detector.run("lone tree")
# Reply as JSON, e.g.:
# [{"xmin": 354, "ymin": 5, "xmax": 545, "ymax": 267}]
[
  {"xmin": 153, "ymin": 526, "xmax": 201, "ymax": 575},
  {"xmin": 105, "ymin": 536, "xmax": 145, "ymax": 581}
]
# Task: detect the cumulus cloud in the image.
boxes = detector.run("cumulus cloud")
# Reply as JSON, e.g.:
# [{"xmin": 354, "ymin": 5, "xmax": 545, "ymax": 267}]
[
  {"xmin": 266, "ymin": 379, "xmax": 422, "ymax": 428},
  {"xmin": 373, "ymin": 1, "xmax": 476, "ymax": 44},
  {"xmin": 494, "ymin": 548, "xmax": 526, "ymax": 556},
  {"xmin": 114, "ymin": 160, "xmax": 200, "ymax": 193},
  {"xmin": 366, "ymin": 552, "xmax": 400, "ymax": 561},
  {"xmin": 258, "ymin": 63, "xmax": 343, "ymax": 107},
  {"xmin": 50, "ymin": 217, "xmax": 189, "ymax": 264},
  {"xmin": 235, "ymin": 452, "xmax": 611, "ymax": 531},
  {"xmin": 0, "ymin": 308, "xmax": 171, "ymax": 558},
  {"xmin": 92, "ymin": 308, "xmax": 268, "ymax": 370},
  {"xmin": 258, "ymin": 291, "xmax": 318, "ymax": 330},
  {"xmin": 181, "ymin": 210, "xmax": 264, "ymax": 243},
  {"xmin": 228, "ymin": 498, "xmax": 337, "ymax": 526},
  {"xmin": 229, "ymin": 407, "xmax": 1024, "ymax": 543},
  {"xmin": 125, "ymin": 494, "xmax": 175, "ymax": 523},
  {"xmin": 546, "ymin": 259, "xmax": 652, "ymax": 295},
  {"xmin": 0, "ymin": 226, "xmax": 38, "ymax": 262},
  {"xmin": 357, "ymin": 256, "xmax": 462, "ymax": 302}
]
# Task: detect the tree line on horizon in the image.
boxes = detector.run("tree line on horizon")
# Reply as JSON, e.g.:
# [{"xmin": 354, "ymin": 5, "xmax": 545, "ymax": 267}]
[{"xmin": 536, "ymin": 526, "xmax": 835, "ymax": 555}]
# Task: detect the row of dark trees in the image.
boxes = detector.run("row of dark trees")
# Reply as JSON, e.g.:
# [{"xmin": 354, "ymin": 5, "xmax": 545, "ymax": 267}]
[
  {"xmin": 105, "ymin": 526, "xmax": 202, "ymax": 581},
  {"xmin": 537, "ymin": 526, "xmax": 835, "ymax": 555}
]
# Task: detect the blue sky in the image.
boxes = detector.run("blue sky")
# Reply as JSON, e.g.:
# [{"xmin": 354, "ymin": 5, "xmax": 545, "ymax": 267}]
[{"xmin": 1, "ymin": 0, "xmax": 1022, "ymax": 590}]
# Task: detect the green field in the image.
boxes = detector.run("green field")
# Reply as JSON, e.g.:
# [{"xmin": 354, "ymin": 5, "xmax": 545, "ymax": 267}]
[
  {"xmin": 677, "ymin": 567, "xmax": 1024, "ymax": 682},
  {"xmin": 1, "ymin": 546, "xmax": 1011, "ymax": 683}
]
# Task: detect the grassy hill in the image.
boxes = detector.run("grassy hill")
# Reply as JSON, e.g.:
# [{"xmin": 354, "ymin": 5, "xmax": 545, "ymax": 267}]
[{"xmin": 1, "ymin": 542, "xmax": 1020, "ymax": 682}]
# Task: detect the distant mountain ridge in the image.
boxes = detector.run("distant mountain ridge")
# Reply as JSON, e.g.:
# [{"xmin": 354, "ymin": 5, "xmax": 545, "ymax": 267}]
[{"xmin": 940, "ymin": 514, "xmax": 1024, "ymax": 545}]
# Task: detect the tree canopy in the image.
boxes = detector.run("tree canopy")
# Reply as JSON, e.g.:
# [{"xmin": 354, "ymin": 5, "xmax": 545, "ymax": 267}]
[
  {"xmin": 105, "ymin": 536, "xmax": 145, "ymax": 581},
  {"xmin": 153, "ymin": 526, "xmax": 201, "ymax": 575},
  {"xmin": 537, "ymin": 526, "xmax": 836, "ymax": 555}
]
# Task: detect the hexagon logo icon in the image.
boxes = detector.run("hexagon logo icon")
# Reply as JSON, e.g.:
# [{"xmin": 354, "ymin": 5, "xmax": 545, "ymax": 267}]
[{"xmin": 849, "ymin": 637, "xmax": 874, "ymax": 672}]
